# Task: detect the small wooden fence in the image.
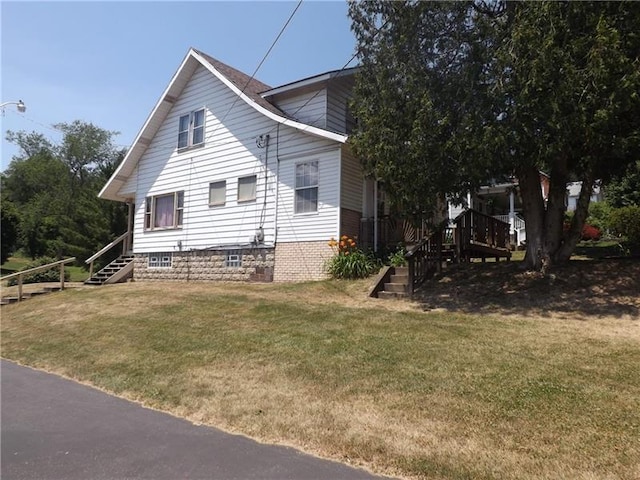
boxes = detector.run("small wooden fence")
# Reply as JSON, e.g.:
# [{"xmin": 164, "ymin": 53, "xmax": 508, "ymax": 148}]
[
  {"xmin": 1, "ymin": 258, "xmax": 76, "ymax": 302},
  {"xmin": 454, "ymin": 209, "xmax": 511, "ymax": 262},
  {"xmin": 405, "ymin": 227, "xmax": 455, "ymax": 295}
]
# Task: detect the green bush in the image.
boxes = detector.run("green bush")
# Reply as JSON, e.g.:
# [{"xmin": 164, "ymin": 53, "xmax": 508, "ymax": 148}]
[
  {"xmin": 609, "ymin": 206, "xmax": 640, "ymax": 245},
  {"xmin": 387, "ymin": 245, "xmax": 408, "ymax": 267},
  {"xmin": 7, "ymin": 256, "xmax": 71, "ymax": 286},
  {"xmin": 326, "ymin": 236, "xmax": 380, "ymax": 279},
  {"xmin": 586, "ymin": 202, "xmax": 612, "ymax": 233}
]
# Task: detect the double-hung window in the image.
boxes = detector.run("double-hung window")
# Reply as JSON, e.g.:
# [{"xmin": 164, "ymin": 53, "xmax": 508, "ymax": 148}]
[
  {"xmin": 144, "ymin": 191, "xmax": 184, "ymax": 230},
  {"xmin": 209, "ymin": 180, "xmax": 226, "ymax": 207},
  {"xmin": 295, "ymin": 161, "xmax": 319, "ymax": 214},
  {"xmin": 178, "ymin": 108, "xmax": 205, "ymax": 149},
  {"xmin": 237, "ymin": 175, "xmax": 257, "ymax": 203}
]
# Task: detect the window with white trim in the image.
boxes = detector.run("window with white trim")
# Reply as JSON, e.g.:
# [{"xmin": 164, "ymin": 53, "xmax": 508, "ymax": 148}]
[
  {"xmin": 237, "ymin": 175, "xmax": 257, "ymax": 202},
  {"xmin": 295, "ymin": 161, "xmax": 318, "ymax": 214},
  {"xmin": 144, "ymin": 191, "xmax": 184, "ymax": 230},
  {"xmin": 178, "ymin": 108, "xmax": 205, "ymax": 149},
  {"xmin": 225, "ymin": 250, "xmax": 242, "ymax": 268},
  {"xmin": 209, "ymin": 180, "xmax": 226, "ymax": 206},
  {"xmin": 148, "ymin": 253, "xmax": 172, "ymax": 268}
]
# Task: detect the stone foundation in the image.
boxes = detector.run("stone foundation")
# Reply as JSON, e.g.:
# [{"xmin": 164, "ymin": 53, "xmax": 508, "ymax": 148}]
[{"xmin": 134, "ymin": 247, "xmax": 275, "ymax": 282}]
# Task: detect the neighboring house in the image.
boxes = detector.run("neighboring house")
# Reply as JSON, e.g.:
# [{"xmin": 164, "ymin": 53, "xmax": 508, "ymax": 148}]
[
  {"xmin": 98, "ymin": 48, "xmax": 364, "ymax": 282},
  {"xmin": 566, "ymin": 181, "xmax": 602, "ymax": 211},
  {"xmin": 447, "ymin": 173, "xmax": 550, "ymax": 246}
]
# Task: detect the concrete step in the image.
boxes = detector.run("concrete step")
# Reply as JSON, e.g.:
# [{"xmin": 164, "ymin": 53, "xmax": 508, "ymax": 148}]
[
  {"xmin": 390, "ymin": 274, "xmax": 408, "ymax": 284},
  {"xmin": 393, "ymin": 267, "xmax": 408, "ymax": 275},
  {"xmin": 21, "ymin": 291, "xmax": 49, "ymax": 299},
  {"xmin": 383, "ymin": 283, "xmax": 407, "ymax": 293},
  {"xmin": 377, "ymin": 291, "xmax": 408, "ymax": 300}
]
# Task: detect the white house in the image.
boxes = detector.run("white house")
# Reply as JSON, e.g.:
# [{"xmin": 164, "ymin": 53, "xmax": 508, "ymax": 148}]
[{"xmin": 98, "ymin": 48, "xmax": 365, "ymax": 282}]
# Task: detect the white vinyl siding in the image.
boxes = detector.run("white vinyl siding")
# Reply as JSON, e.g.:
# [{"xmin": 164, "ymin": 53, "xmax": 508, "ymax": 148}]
[
  {"xmin": 270, "ymin": 88, "xmax": 327, "ymax": 129},
  {"xmin": 340, "ymin": 146, "xmax": 363, "ymax": 212},
  {"xmin": 276, "ymin": 148, "xmax": 341, "ymax": 243},
  {"xmin": 130, "ymin": 65, "xmax": 340, "ymax": 253},
  {"xmin": 326, "ymin": 79, "xmax": 354, "ymax": 134}
]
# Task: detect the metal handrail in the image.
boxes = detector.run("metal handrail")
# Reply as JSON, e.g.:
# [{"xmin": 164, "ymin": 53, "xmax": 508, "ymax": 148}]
[
  {"xmin": 85, "ymin": 232, "xmax": 129, "ymax": 278},
  {"xmin": 1, "ymin": 257, "xmax": 76, "ymax": 303}
]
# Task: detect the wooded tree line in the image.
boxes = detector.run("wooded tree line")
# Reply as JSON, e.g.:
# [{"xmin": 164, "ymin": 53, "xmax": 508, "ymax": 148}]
[
  {"xmin": 348, "ymin": 1, "xmax": 640, "ymax": 270},
  {"xmin": 1, "ymin": 121, "xmax": 127, "ymax": 264}
]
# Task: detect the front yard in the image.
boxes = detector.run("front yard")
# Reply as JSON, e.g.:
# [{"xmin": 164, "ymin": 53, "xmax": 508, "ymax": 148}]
[{"xmin": 1, "ymin": 261, "xmax": 639, "ymax": 479}]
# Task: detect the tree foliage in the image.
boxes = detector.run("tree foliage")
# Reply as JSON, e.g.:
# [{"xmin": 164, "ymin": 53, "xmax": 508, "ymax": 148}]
[
  {"xmin": 348, "ymin": 1, "xmax": 640, "ymax": 270},
  {"xmin": 3, "ymin": 122, "xmax": 127, "ymax": 263},
  {"xmin": 605, "ymin": 160, "xmax": 640, "ymax": 207}
]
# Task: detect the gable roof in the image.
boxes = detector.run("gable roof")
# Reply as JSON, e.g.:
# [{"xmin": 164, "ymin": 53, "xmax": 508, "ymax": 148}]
[{"xmin": 99, "ymin": 48, "xmax": 348, "ymax": 202}]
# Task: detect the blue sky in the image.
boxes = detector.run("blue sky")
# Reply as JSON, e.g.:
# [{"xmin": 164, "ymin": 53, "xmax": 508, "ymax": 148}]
[{"xmin": 0, "ymin": 1, "xmax": 357, "ymax": 170}]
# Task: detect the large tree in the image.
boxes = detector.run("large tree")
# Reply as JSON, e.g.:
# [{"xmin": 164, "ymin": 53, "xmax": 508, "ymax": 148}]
[
  {"xmin": 348, "ymin": 1, "xmax": 640, "ymax": 270},
  {"xmin": 3, "ymin": 122, "xmax": 127, "ymax": 262}
]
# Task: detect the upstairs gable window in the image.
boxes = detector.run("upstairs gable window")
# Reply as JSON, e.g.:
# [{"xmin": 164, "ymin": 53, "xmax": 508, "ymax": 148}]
[{"xmin": 178, "ymin": 108, "xmax": 205, "ymax": 149}]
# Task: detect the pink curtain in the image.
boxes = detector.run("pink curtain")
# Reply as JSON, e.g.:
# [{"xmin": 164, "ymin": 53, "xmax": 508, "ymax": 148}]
[{"xmin": 154, "ymin": 195, "xmax": 174, "ymax": 227}]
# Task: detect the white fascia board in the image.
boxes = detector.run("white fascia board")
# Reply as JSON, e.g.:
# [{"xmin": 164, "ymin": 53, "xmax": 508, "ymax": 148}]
[
  {"xmin": 261, "ymin": 67, "xmax": 360, "ymax": 97},
  {"xmin": 191, "ymin": 50, "xmax": 348, "ymax": 144},
  {"xmin": 99, "ymin": 51, "xmax": 197, "ymax": 202}
]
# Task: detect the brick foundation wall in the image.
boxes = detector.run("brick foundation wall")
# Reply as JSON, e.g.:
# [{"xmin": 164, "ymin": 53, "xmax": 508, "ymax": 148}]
[
  {"xmin": 273, "ymin": 241, "xmax": 333, "ymax": 282},
  {"xmin": 133, "ymin": 248, "xmax": 275, "ymax": 282}
]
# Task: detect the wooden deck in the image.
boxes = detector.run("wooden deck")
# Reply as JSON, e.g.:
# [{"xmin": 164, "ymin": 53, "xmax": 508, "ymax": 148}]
[{"xmin": 401, "ymin": 210, "xmax": 511, "ymax": 296}]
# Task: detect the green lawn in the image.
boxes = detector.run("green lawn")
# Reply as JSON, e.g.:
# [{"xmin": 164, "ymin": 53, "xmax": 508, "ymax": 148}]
[
  {"xmin": 1, "ymin": 254, "xmax": 89, "ymax": 282},
  {"xmin": 1, "ymin": 279, "xmax": 638, "ymax": 480}
]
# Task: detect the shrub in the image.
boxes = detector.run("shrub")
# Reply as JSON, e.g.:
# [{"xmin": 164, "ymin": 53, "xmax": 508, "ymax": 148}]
[
  {"xmin": 326, "ymin": 236, "xmax": 380, "ymax": 279},
  {"xmin": 7, "ymin": 256, "xmax": 71, "ymax": 286},
  {"xmin": 609, "ymin": 206, "xmax": 640, "ymax": 244},
  {"xmin": 586, "ymin": 202, "xmax": 612, "ymax": 233},
  {"xmin": 581, "ymin": 224, "xmax": 601, "ymax": 241},
  {"xmin": 387, "ymin": 245, "xmax": 407, "ymax": 267}
]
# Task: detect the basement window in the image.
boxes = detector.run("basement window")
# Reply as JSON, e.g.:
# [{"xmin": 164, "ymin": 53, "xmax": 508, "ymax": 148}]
[
  {"xmin": 148, "ymin": 253, "xmax": 172, "ymax": 268},
  {"xmin": 225, "ymin": 250, "xmax": 242, "ymax": 268}
]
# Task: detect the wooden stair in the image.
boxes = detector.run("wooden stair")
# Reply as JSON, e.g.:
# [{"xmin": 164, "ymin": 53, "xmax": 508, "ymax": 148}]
[
  {"xmin": 376, "ymin": 267, "xmax": 410, "ymax": 299},
  {"xmin": 84, "ymin": 255, "xmax": 134, "ymax": 286},
  {"xmin": 1, "ymin": 286, "xmax": 62, "ymax": 306}
]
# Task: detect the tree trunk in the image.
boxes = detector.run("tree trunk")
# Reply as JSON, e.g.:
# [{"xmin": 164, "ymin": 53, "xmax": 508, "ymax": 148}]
[
  {"xmin": 518, "ymin": 165, "xmax": 546, "ymax": 271},
  {"xmin": 555, "ymin": 177, "xmax": 594, "ymax": 262},
  {"xmin": 542, "ymin": 160, "xmax": 570, "ymax": 272}
]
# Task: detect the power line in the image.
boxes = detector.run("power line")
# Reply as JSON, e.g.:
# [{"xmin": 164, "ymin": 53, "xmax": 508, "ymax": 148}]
[{"xmin": 202, "ymin": 0, "xmax": 304, "ymax": 145}]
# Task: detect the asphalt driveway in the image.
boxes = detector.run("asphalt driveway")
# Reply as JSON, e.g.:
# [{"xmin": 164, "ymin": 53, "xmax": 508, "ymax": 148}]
[{"xmin": 1, "ymin": 360, "xmax": 388, "ymax": 480}]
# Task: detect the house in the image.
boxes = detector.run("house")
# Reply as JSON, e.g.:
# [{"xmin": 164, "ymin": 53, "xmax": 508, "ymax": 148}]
[
  {"xmin": 98, "ymin": 48, "xmax": 366, "ymax": 282},
  {"xmin": 566, "ymin": 181, "xmax": 602, "ymax": 211},
  {"xmin": 94, "ymin": 48, "xmax": 519, "ymax": 286}
]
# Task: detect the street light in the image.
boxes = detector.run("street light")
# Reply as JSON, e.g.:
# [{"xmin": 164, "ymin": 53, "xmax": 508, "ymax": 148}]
[{"xmin": 0, "ymin": 100, "xmax": 26, "ymax": 113}]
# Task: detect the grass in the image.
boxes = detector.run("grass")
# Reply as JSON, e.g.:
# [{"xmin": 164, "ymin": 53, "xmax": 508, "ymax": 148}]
[
  {"xmin": 1, "ymin": 274, "xmax": 639, "ymax": 480},
  {"xmin": 1, "ymin": 254, "xmax": 89, "ymax": 282}
]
